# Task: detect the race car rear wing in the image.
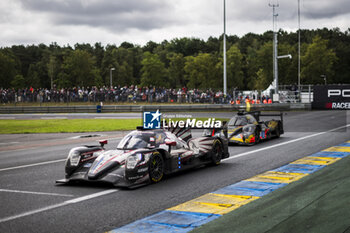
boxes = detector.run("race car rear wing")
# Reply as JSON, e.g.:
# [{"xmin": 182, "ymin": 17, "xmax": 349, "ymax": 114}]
[
  {"xmin": 258, "ymin": 112, "xmax": 283, "ymax": 124},
  {"xmin": 136, "ymin": 125, "xmax": 193, "ymax": 142},
  {"xmin": 166, "ymin": 122, "xmax": 228, "ymax": 141},
  {"xmin": 137, "ymin": 118, "xmax": 228, "ymax": 142},
  {"xmin": 238, "ymin": 110, "xmax": 283, "ymax": 124}
]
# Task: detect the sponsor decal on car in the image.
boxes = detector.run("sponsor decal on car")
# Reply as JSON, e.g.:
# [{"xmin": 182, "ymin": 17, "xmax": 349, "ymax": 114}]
[
  {"xmin": 128, "ymin": 175, "xmax": 143, "ymax": 180},
  {"xmin": 137, "ymin": 167, "xmax": 148, "ymax": 173}
]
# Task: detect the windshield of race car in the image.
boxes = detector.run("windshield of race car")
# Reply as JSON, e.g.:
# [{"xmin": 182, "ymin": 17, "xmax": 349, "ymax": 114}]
[
  {"xmin": 228, "ymin": 114, "xmax": 257, "ymax": 126},
  {"xmin": 228, "ymin": 116, "xmax": 248, "ymax": 126},
  {"xmin": 117, "ymin": 131, "xmax": 153, "ymax": 149}
]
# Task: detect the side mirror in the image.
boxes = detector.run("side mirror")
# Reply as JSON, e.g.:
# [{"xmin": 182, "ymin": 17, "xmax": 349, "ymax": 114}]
[
  {"xmin": 147, "ymin": 137, "xmax": 156, "ymax": 148},
  {"xmin": 165, "ymin": 139, "xmax": 176, "ymax": 147},
  {"xmin": 99, "ymin": 140, "xmax": 108, "ymax": 147}
]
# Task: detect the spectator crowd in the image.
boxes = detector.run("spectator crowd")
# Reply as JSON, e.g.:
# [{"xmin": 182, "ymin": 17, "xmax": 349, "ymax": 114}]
[{"xmin": 1, "ymin": 86, "xmax": 236, "ymax": 104}]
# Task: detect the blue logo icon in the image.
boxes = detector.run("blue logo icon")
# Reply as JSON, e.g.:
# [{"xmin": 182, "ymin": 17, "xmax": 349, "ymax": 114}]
[{"xmin": 143, "ymin": 110, "xmax": 161, "ymax": 129}]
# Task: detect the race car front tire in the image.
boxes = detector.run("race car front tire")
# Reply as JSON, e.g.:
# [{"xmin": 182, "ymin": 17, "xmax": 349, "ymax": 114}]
[{"xmin": 149, "ymin": 151, "xmax": 164, "ymax": 183}]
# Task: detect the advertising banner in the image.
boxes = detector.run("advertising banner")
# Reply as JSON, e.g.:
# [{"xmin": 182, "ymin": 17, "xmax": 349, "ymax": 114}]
[{"xmin": 312, "ymin": 85, "xmax": 350, "ymax": 110}]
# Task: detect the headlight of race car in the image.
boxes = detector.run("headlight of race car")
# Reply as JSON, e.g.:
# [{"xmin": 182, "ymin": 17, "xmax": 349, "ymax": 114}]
[
  {"xmin": 126, "ymin": 153, "xmax": 143, "ymax": 169},
  {"xmin": 68, "ymin": 149, "xmax": 81, "ymax": 166},
  {"xmin": 243, "ymin": 126, "xmax": 254, "ymax": 134}
]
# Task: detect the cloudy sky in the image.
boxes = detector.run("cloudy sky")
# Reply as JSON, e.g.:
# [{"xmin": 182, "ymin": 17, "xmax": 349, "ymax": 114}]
[{"xmin": 1, "ymin": 0, "xmax": 350, "ymax": 47}]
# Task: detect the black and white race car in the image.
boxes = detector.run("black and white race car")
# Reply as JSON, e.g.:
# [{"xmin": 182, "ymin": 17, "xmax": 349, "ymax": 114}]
[{"xmin": 56, "ymin": 127, "xmax": 229, "ymax": 188}]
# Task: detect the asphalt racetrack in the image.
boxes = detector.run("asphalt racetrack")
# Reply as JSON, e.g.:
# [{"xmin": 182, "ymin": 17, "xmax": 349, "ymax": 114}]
[{"xmin": 0, "ymin": 111, "xmax": 349, "ymax": 233}]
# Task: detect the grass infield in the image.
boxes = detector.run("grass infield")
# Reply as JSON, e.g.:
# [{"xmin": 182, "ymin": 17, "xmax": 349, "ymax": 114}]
[
  {"xmin": 0, "ymin": 119, "xmax": 141, "ymax": 134},
  {"xmin": 0, "ymin": 118, "xmax": 228, "ymax": 134}
]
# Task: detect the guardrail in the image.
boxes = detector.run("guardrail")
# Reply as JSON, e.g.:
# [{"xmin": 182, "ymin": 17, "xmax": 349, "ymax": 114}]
[{"xmin": 0, "ymin": 103, "xmax": 311, "ymax": 114}]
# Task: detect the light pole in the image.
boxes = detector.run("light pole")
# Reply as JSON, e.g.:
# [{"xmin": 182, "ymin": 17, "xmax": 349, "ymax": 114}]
[
  {"xmin": 298, "ymin": 0, "xmax": 301, "ymax": 94},
  {"xmin": 277, "ymin": 54, "xmax": 292, "ymax": 96},
  {"xmin": 223, "ymin": 0, "xmax": 227, "ymax": 96},
  {"xmin": 269, "ymin": 3, "xmax": 279, "ymax": 99},
  {"xmin": 110, "ymin": 68, "xmax": 115, "ymax": 88},
  {"xmin": 321, "ymin": 75, "xmax": 327, "ymax": 85}
]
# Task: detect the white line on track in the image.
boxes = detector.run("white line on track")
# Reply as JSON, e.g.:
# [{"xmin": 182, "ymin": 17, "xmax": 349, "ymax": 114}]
[
  {"xmin": 0, "ymin": 189, "xmax": 74, "ymax": 197},
  {"xmin": 0, "ymin": 189, "xmax": 118, "ymax": 223},
  {"xmin": 0, "ymin": 159, "xmax": 66, "ymax": 172},
  {"xmin": 0, "ymin": 117, "xmax": 15, "ymax": 119},
  {"xmin": 223, "ymin": 123, "xmax": 350, "ymax": 162},
  {"xmin": 41, "ymin": 117, "xmax": 67, "ymax": 119},
  {"xmin": 0, "ymin": 142, "xmax": 19, "ymax": 145},
  {"xmin": 94, "ymin": 117, "xmax": 123, "ymax": 119},
  {"xmin": 65, "ymin": 190, "xmax": 116, "ymax": 203}
]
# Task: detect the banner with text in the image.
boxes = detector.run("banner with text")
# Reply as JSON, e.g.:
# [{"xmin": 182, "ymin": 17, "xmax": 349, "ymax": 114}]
[{"xmin": 312, "ymin": 85, "xmax": 350, "ymax": 110}]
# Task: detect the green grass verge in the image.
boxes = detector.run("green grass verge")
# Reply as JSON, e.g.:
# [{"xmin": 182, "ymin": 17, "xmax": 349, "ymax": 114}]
[
  {"xmin": 0, "ymin": 117, "xmax": 229, "ymax": 134},
  {"xmin": 0, "ymin": 119, "xmax": 142, "ymax": 134}
]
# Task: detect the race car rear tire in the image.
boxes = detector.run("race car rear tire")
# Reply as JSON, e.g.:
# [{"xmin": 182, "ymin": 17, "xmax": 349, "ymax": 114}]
[
  {"xmin": 149, "ymin": 151, "xmax": 164, "ymax": 183},
  {"xmin": 275, "ymin": 126, "xmax": 281, "ymax": 138},
  {"xmin": 211, "ymin": 140, "xmax": 223, "ymax": 165},
  {"xmin": 254, "ymin": 129, "xmax": 261, "ymax": 144}
]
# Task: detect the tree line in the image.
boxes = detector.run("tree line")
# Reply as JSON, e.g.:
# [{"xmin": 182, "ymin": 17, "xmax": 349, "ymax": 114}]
[{"xmin": 0, "ymin": 27, "xmax": 348, "ymax": 91}]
